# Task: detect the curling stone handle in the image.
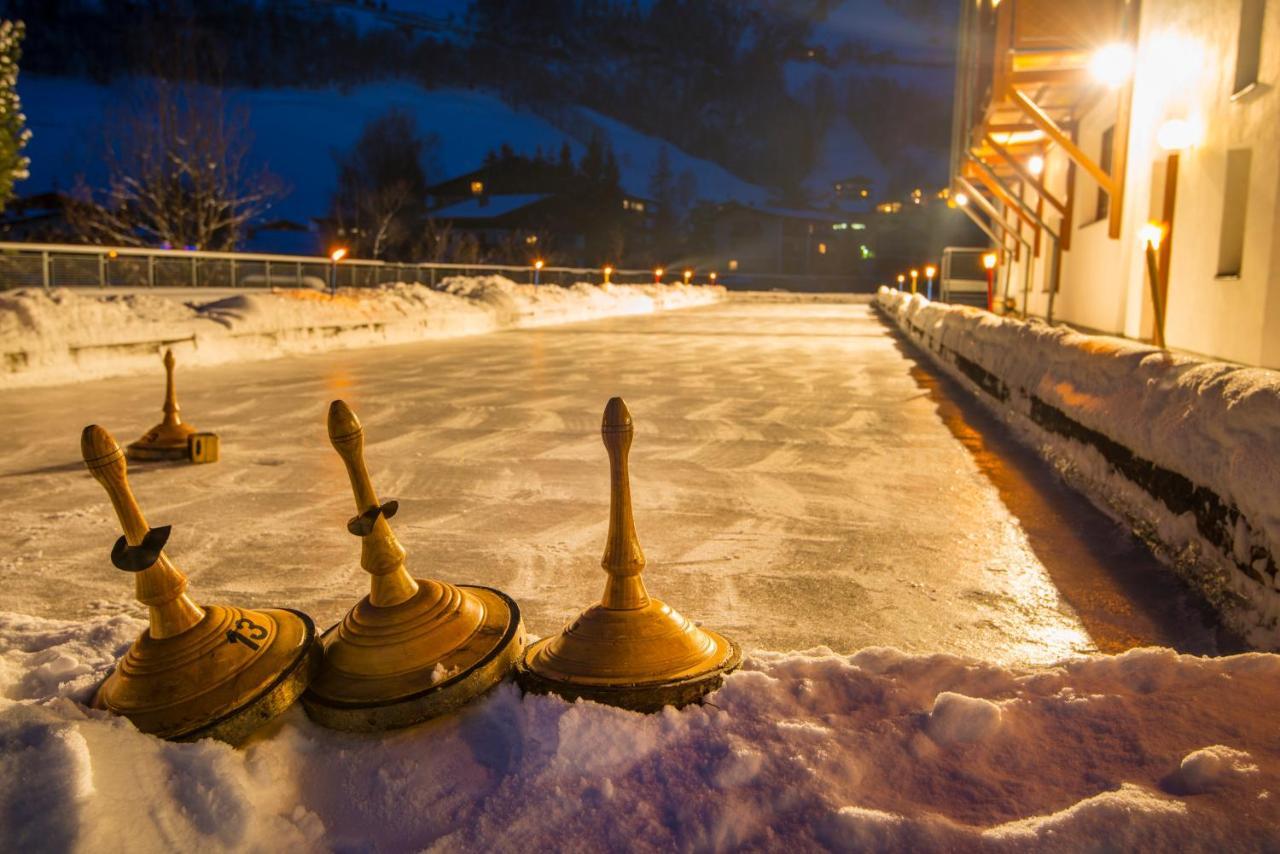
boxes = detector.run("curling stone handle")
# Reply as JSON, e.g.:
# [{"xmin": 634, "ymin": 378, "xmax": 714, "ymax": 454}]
[
  {"xmin": 80, "ymin": 425, "xmax": 204, "ymax": 638},
  {"xmin": 161, "ymin": 349, "xmax": 182, "ymax": 428},
  {"xmin": 600, "ymin": 397, "xmax": 649, "ymax": 610},
  {"xmin": 327, "ymin": 400, "xmax": 418, "ymax": 607}
]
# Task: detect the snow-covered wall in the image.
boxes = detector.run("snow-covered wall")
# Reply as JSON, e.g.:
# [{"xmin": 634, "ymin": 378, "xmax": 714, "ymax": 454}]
[
  {"xmin": 875, "ymin": 288, "xmax": 1280, "ymax": 649},
  {"xmin": 0, "ymin": 277, "xmax": 724, "ymax": 389}
]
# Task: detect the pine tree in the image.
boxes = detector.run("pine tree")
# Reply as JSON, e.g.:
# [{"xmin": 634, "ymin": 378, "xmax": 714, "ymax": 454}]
[{"xmin": 0, "ymin": 20, "xmax": 30, "ymax": 211}]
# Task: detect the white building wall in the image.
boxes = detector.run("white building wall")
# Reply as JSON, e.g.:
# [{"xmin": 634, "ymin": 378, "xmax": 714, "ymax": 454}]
[{"xmin": 989, "ymin": 0, "xmax": 1280, "ymax": 369}]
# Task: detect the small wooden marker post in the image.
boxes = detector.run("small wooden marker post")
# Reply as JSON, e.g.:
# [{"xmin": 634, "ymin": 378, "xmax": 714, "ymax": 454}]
[
  {"xmin": 82, "ymin": 424, "xmax": 319, "ymax": 744},
  {"xmin": 301, "ymin": 400, "xmax": 524, "ymax": 732},
  {"xmin": 128, "ymin": 349, "xmax": 216, "ymax": 462},
  {"xmin": 517, "ymin": 397, "xmax": 741, "ymax": 712}
]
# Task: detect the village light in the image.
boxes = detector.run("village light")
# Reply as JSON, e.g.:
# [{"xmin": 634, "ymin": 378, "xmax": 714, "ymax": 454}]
[
  {"xmin": 654, "ymin": 267, "xmax": 664, "ymax": 283},
  {"xmin": 896, "ymin": 273, "xmax": 905, "ymax": 291},
  {"xmin": 909, "ymin": 268, "xmax": 919, "ymax": 295},
  {"xmin": 1157, "ymin": 118, "xmax": 1197, "ymax": 152},
  {"xmin": 924, "ymin": 264, "xmax": 937, "ymax": 300},
  {"xmin": 709, "ymin": 271, "xmax": 717, "ymax": 284},
  {"xmin": 1089, "ymin": 43, "xmax": 1134, "ymax": 88},
  {"xmin": 533, "ymin": 258, "xmax": 544, "ymax": 286},
  {"xmin": 330, "ymin": 248, "xmax": 348, "ymax": 263},
  {"xmin": 954, "ymin": 191, "xmax": 969, "ymax": 207},
  {"xmin": 683, "ymin": 269, "xmax": 693, "ymax": 284},
  {"xmin": 1028, "ymin": 155, "xmax": 1045, "ymax": 176},
  {"xmin": 603, "ymin": 265, "xmax": 614, "ymax": 285}
]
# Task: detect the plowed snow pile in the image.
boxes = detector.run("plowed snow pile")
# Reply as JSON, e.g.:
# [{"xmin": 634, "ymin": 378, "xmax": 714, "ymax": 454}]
[
  {"xmin": 1, "ymin": 612, "xmax": 1276, "ymax": 852},
  {"xmin": 0, "ymin": 278, "xmax": 724, "ymax": 389}
]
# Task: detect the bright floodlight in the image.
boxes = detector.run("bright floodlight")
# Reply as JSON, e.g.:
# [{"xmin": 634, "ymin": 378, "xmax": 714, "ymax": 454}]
[
  {"xmin": 1157, "ymin": 118, "xmax": 1196, "ymax": 151},
  {"xmin": 954, "ymin": 191, "xmax": 969, "ymax": 206},
  {"xmin": 1089, "ymin": 43, "xmax": 1134, "ymax": 88},
  {"xmin": 330, "ymin": 248, "xmax": 348, "ymax": 262},
  {"xmin": 982, "ymin": 252, "xmax": 998, "ymax": 270},
  {"xmin": 1028, "ymin": 155, "xmax": 1045, "ymax": 176},
  {"xmin": 1140, "ymin": 221, "xmax": 1164, "ymax": 250}
]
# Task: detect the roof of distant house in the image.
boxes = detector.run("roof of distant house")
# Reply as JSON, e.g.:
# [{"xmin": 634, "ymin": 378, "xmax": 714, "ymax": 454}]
[{"xmin": 431, "ymin": 193, "xmax": 551, "ymax": 220}]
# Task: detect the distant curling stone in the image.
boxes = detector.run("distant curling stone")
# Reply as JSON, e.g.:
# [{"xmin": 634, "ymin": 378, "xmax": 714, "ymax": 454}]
[
  {"xmin": 81, "ymin": 424, "xmax": 320, "ymax": 744},
  {"xmin": 517, "ymin": 397, "xmax": 741, "ymax": 712},
  {"xmin": 127, "ymin": 349, "xmax": 218, "ymax": 463},
  {"xmin": 301, "ymin": 400, "xmax": 525, "ymax": 732}
]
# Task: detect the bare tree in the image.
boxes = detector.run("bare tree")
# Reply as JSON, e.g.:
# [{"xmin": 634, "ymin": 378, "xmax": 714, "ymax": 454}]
[
  {"xmin": 328, "ymin": 108, "xmax": 436, "ymax": 261},
  {"xmin": 70, "ymin": 81, "xmax": 282, "ymax": 250}
]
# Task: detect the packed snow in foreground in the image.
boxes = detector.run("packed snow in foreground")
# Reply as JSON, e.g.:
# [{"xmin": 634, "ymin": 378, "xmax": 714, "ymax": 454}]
[
  {"xmin": 1, "ymin": 612, "xmax": 1276, "ymax": 851},
  {"xmin": 876, "ymin": 288, "xmax": 1280, "ymax": 650},
  {"xmin": 0, "ymin": 277, "xmax": 725, "ymax": 389}
]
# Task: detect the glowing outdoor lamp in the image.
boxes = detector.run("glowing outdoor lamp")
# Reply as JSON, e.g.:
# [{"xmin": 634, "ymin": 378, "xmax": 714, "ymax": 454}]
[
  {"xmin": 1028, "ymin": 155, "xmax": 1045, "ymax": 177},
  {"xmin": 982, "ymin": 252, "xmax": 998, "ymax": 312},
  {"xmin": 603, "ymin": 264, "xmax": 614, "ymax": 285},
  {"xmin": 708, "ymin": 271, "xmax": 717, "ymax": 285},
  {"xmin": 1141, "ymin": 222, "xmax": 1168, "ymax": 348},
  {"xmin": 1089, "ymin": 43, "xmax": 1134, "ymax": 88},
  {"xmin": 924, "ymin": 264, "xmax": 937, "ymax": 300},
  {"xmin": 896, "ymin": 273, "xmax": 905, "ymax": 291},
  {"xmin": 654, "ymin": 267, "xmax": 664, "ymax": 283},
  {"xmin": 1157, "ymin": 118, "xmax": 1197, "ymax": 152},
  {"xmin": 683, "ymin": 269, "xmax": 693, "ymax": 284},
  {"xmin": 533, "ymin": 258, "xmax": 544, "ymax": 285},
  {"xmin": 909, "ymin": 268, "xmax": 919, "ymax": 294},
  {"xmin": 328, "ymin": 247, "xmax": 348, "ymax": 294},
  {"xmin": 953, "ymin": 191, "xmax": 969, "ymax": 207}
]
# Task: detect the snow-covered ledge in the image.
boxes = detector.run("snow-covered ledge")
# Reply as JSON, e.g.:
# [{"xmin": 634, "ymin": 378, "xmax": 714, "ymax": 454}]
[
  {"xmin": 875, "ymin": 287, "xmax": 1280, "ymax": 649},
  {"xmin": 0, "ymin": 277, "xmax": 725, "ymax": 389}
]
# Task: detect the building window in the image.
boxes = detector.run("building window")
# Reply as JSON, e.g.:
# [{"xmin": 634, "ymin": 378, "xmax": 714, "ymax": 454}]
[
  {"xmin": 1094, "ymin": 125, "xmax": 1115, "ymax": 222},
  {"xmin": 470, "ymin": 180, "xmax": 484, "ymax": 195},
  {"xmin": 1217, "ymin": 148, "xmax": 1252, "ymax": 277},
  {"xmin": 1233, "ymin": 0, "xmax": 1266, "ymax": 97}
]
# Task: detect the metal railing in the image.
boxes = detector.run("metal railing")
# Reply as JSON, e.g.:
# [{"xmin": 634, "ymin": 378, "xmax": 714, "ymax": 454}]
[
  {"xmin": 0, "ymin": 242, "xmax": 863, "ymax": 292},
  {"xmin": 0, "ymin": 243, "xmax": 680, "ymax": 291}
]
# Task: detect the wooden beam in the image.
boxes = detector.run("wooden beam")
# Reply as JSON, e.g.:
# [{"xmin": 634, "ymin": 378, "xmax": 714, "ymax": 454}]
[
  {"xmin": 1009, "ymin": 87, "xmax": 1116, "ymax": 196},
  {"xmin": 967, "ymin": 153, "xmax": 1060, "ymax": 238},
  {"xmin": 985, "ymin": 133, "xmax": 1068, "ymax": 215},
  {"xmin": 1011, "ymin": 68, "xmax": 1092, "ymax": 86},
  {"xmin": 1107, "ymin": 0, "xmax": 1142, "ymax": 239}
]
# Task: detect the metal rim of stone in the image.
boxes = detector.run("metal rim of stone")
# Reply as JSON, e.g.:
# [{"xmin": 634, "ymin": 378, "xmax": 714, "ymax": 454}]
[
  {"xmin": 176, "ymin": 608, "xmax": 322, "ymax": 746},
  {"xmin": 300, "ymin": 586, "xmax": 525, "ymax": 732},
  {"xmin": 515, "ymin": 636, "xmax": 743, "ymax": 714}
]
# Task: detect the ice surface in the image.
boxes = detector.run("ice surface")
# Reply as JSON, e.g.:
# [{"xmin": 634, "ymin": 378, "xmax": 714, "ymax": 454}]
[
  {"xmin": 0, "ymin": 612, "xmax": 1276, "ymax": 851},
  {"xmin": 877, "ymin": 288, "xmax": 1280, "ymax": 648}
]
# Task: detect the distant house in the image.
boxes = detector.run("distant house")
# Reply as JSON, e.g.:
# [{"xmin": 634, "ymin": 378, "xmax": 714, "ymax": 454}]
[
  {"xmin": 705, "ymin": 202, "xmax": 843, "ymax": 275},
  {"xmin": 832, "ymin": 175, "xmax": 873, "ymax": 202},
  {"xmin": 0, "ymin": 192, "xmax": 76, "ymax": 242},
  {"xmin": 426, "ymin": 162, "xmax": 656, "ymax": 262}
]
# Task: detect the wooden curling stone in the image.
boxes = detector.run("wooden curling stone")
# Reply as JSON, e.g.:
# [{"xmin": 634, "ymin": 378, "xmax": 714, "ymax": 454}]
[
  {"xmin": 127, "ymin": 349, "xmax": 217, "ymax": 463},
  {"xmin": 81, "ymin": 424, "xmax": 320, "ymax": 745},
  {"xmin": 301, "ymin": 400, "xmax": 525, "ymax": 732},
  {"xmin": 517, "ymin": 397, "xmax": 741, "ymax": 712}
]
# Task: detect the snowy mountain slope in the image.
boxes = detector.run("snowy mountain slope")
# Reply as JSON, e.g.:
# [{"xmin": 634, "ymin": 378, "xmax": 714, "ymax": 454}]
[{"xmin": 16, "ymin": 74, "xmax": 772, "ymax": 230}]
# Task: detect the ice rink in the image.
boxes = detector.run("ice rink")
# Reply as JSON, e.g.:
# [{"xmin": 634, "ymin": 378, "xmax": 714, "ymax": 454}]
[{"xmin": 0, "ymin": 295, "xmax": 1229, "ymax": 663}]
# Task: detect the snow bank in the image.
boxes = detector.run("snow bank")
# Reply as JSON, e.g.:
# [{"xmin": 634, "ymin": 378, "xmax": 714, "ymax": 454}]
[
  {"xmin": 1, "ymin": 613, "xmax": 1277, "ymax": 851},
  {"xmin": 875, "ymin": 288, "xmax": 1280, "ymax": 649},
  {"xmin": 0, "ymin": 277, "xmax": 723, "ymax": 389}
]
